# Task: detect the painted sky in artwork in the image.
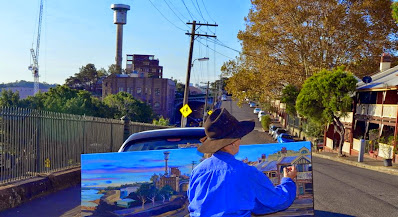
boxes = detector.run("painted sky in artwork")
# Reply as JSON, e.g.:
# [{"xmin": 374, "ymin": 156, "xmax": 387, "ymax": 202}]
[{"xmin": 81, "ymin": 141, "xmax": 311, "ymax": 188}]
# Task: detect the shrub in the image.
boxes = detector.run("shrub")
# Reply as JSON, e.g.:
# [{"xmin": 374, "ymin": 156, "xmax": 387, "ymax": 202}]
[{"xmin": 261, "ymin": 115, "xmax": 271, "ymax": 130}]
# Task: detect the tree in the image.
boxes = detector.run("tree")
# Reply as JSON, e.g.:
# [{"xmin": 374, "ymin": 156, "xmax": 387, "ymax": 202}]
[
  {"xmin": 172, "ymin": 79, "xmax": 185, "ymax": 98},
  {"xmin": 152, "ymin": 116, "xmax": 170, "ymax": 126},
  {"xmin": 136, "ymin": 183, "xmax": 151, "ymax": 209},
  {"xmin": 159, "ymin": 185, "xmax": 174, "ymax": 203},
  {"xmin": 147, "ymin": 185, "xmax": 159, "ymax": 207},
  {"xmin": 281, "ymin": 85, "xmax": 300, "ymax": 116},
  {"xmin": 103, "ymin": 92, "xmax": 154, "ymax": 123},
  {"xmin": 296, "ymin": 67, "xmax": 357, "ymax": 156},
  {"xmin": 65, "ymin": 63, "xmax": 102, "ymax": 95},
  {"xmin": 108, "ymin": 64, "xmax": 126, "ymax": 75},
  {"xmin": 0, "ymin": 90, "xmax": 20, "ymax": 107},
  {"xmin": 230, "ymin": 0, "xmax": 398, "ymax": 101}
]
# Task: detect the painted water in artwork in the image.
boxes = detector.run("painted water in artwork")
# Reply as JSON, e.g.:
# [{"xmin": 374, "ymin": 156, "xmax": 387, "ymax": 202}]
[{"xmin": 81, "ymin": 141, "xmax": 314, "ymax": 216}]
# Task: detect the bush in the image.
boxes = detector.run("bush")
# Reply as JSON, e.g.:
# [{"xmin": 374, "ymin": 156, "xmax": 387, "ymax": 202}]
[{"xmin": 261, "ymin": 115, "xmax": 271, "ymax": 130}]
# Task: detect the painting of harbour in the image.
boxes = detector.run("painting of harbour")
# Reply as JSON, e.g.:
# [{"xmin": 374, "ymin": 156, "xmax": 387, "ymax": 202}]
[{"xmin": 81, "ymin": 141, "xmax": 314, "ymax": 216}]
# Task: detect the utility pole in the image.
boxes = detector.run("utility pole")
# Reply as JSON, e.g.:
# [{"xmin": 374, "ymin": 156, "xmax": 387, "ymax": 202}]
[
  {"xmin": 181, "ymin": 21, "xmax": 218, "ymax": 128},
  {"xmin": 203, "ymin": 81, "xmax": 209, "ymax": 122}
]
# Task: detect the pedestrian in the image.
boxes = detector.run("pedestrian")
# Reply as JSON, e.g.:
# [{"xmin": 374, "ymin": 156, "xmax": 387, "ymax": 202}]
[{"xmin": 187, "ymin": 108, "xmax": 297, "ymax": 217}]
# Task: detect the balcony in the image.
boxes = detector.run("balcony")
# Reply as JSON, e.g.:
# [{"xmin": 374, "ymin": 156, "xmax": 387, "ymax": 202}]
[
  {"xmin": 297, "ymin": 172, "xmax": 312, "ymax": 180},
  {"xmin": 356, "ymin": 104, "xmax": 398, "ymax": 119}
]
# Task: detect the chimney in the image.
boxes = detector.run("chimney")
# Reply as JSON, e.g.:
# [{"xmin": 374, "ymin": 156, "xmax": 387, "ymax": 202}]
[
  {"xmin": 261, "ymin": 154, "xmax": 266, "ymax": 162},
  {"xmin": 380, "ymin": 53, "xmax": 391, "ymax": 72}
]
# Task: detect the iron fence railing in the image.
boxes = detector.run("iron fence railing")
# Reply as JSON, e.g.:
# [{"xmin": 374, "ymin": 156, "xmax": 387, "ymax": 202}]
[{"xmin": 0, "ymin": 107, "xmax": 169, "ymax": 185}]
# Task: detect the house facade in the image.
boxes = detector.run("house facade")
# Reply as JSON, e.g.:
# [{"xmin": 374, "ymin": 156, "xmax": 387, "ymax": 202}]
[{"xmin": 126, "ymin": 54, "xmax": 163, "ymax": 78}]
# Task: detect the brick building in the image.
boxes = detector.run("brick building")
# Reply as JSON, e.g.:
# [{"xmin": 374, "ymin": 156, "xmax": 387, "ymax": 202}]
[
  {"xmin": 102, "ymin": 74, "xmax": 176, "ymax": 119},
  {"xmin": 126, "ymin": 54, "xmax": 163, "ymax": 78}
]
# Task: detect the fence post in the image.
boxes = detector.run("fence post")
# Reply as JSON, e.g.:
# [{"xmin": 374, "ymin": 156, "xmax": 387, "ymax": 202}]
[
  {"xmin": 121, "ymin": 116, "xmax": 130, "ymax": 143},
  {"xmin": 36, "ymin": 110, "xmax": 41, "ymax": 174}
]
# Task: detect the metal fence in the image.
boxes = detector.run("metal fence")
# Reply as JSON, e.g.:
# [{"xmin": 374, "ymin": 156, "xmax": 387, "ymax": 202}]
[{"xmin": 0, "ymin": 107, "xmax": 170, "ymax": 185}]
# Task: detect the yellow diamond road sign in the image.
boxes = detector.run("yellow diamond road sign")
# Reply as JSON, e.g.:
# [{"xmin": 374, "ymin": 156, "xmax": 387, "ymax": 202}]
[
  {"xmin": 180, "ymin": 104, "xmax": 192, "ymax": 117},
  {"xmin": 207, "ymin": 110, "xmax": 213, "ymax": 115}
]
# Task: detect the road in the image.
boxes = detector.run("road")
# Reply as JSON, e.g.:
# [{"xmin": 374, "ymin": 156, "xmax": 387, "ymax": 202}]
[{"xmin": 1, "ymin": 98, "xmax": 398, "ymax": 217}]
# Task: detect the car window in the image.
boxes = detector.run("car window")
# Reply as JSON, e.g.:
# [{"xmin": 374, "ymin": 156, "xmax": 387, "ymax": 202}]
[
  {"xmin": 123, "ymin": 138, "xmax": 202, "ymax": 151},
  {"xmin": 277, "ymin": 130, "xmax": 286, "ymax": 134}
]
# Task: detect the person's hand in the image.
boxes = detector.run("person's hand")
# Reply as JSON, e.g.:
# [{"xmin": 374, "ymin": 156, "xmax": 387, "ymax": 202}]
[{"xmin": 283, "ymin": 166, "xmax": 297, "ymax": 179}]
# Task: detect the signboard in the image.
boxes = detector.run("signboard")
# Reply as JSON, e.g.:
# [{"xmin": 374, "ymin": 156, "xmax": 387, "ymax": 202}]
[
  {"xmin": 81, "ymin": 142, "xmax": 314, "ymax": 216},
  {"xmin": 207, "ymin": 110, "xmax": 213, "ymax": 115},
  {"xmin": 180, "ymin": 104, "xmax": 192, "ymax": 117}
]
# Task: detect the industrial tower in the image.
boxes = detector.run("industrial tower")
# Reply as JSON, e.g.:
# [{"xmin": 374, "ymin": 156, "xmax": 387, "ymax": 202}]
[
  {"xmin": 111, "ymin": 4, "xmax": 130, "ymax": 74},
  {"xmin": 28, "ymin": 0, "xmax": 43, "ymax": 95}
]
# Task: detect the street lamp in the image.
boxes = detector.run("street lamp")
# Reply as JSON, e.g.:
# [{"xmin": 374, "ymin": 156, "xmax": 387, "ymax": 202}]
[
  {"xmin": 191, "ymin": 57, "xmax": 209, "ymax": 67},
  {"xmin": 181, "ymin": 57, "xmax": 209, "ymax": 128}
]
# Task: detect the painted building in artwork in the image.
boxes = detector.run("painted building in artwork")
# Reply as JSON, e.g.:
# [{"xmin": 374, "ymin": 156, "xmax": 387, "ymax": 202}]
[{"xmin": 255, "ymin": 147, "xmax": 313, "ymax": 198}]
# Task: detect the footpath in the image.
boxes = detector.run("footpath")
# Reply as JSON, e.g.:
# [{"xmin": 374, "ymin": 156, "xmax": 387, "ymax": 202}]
[{"xmin": 312, "ymin": 150, "xmax": 398, "ymax": 176}]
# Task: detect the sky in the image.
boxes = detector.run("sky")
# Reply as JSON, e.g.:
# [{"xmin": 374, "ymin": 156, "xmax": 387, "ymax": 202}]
[
  {"xmin": 81, "ymin": 141, "xmax": 311, "ymax": 188},
  {"xmin": 0, "ymin": 0, "xmax": 252, "ymax": 86}
]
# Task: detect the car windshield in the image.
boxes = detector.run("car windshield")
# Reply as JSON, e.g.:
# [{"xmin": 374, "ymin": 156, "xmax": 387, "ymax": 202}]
[{"xmin": 123, "ymin": 138, "xmax": 202, "ymax": 151}]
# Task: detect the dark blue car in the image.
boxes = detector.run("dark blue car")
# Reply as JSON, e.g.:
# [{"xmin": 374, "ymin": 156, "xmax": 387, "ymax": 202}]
[{"xmin": 277, "ymin": 133, "xmax": 295, "ymax": 143}]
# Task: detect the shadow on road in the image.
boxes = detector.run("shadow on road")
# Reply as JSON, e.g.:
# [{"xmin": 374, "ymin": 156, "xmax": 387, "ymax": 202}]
[
  {"xmin": 0, "ymin": 185, "xmax": 81, "ymax": 217},
  {"xmin": 314, "ymin": 210, "xmax": 356, "ymax": 217}
]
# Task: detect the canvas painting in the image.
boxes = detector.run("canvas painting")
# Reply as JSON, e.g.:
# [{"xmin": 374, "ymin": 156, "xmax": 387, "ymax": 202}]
[{"xmin": 81, "ymin": 141, "xmax": 314, "ymax": 216}]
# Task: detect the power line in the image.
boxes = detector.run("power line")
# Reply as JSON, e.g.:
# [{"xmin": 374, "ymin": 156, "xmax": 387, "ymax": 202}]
[
  {"xmin": 194, "ymin": 0, "xmax": 206, "ymax": 22},
  {"xmin": 181, "ymin": 0, "xmax": 196, "ymax": 21},
  {"xmin": 163, "ymin": 0, "xmax": 189, "ymax": 27},
  {"xmin": 200, "ymin": 0, "xmax": 216, "ymax": 23},
  {"xmin": 197, "ymin": 38, "xmax": 234, "ymax": 59},
  {"xmin": 149, "ymin": 0, "xmax": 187, "ymax": 31},
  {"xmin": 166, "ymin": 0, "xmax": 190, "ymax": 21}
]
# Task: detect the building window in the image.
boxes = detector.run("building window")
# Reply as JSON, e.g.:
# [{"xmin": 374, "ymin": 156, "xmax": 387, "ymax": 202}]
[
  {"xmin": 154, "ymin": 102, "xmax": 160, "ymax": 109},
  {"xmin": 127, "ymin": 87, "xmax": 130, "ymax": 94},
  {"xmin": 127, "ymin": 60, "xmax": 133, "ymax": 65},
  {"xmin": 143, "ymin": 61, "xmax": 149, "ymax": 65},
  {"xmin": 155, "ymin": 88, "xmax": 160, "ymax": 96},
  {"xmin": 137, "ymin": 87, "xmax": 142, "ymax": 95},
  {"xmin": 118, "ymin": 87, "xmax": 124, "ymax": 92},
  {"xmin": 152, "ymin": 68, "xmax": 157, "ymax": 72},
  {"xmin": 127, "ymin": 56, "xmax": 133, "ymax": 60}
]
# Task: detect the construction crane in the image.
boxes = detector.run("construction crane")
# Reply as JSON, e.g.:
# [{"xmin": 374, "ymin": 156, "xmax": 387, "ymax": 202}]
[{"xmin": 28, "ymin": 0, "xmax": 43, "ymax": 95}]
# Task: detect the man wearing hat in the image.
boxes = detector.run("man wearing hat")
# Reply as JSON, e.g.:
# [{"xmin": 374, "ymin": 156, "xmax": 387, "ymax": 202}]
[{"xmin": 188, "ymin": 108, "xmax": 297, "ymax": 216}]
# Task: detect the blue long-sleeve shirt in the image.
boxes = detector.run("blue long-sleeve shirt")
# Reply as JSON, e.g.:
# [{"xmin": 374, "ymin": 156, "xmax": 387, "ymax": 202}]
[{"xmin": 187, "ymin": 151, "xmax": 296, "ymax": 217}]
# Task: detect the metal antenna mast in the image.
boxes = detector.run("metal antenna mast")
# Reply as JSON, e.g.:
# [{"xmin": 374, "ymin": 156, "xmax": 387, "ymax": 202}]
[{"xmin": 28, "ymin": 0, "xmax": 43, "ymax": 95}]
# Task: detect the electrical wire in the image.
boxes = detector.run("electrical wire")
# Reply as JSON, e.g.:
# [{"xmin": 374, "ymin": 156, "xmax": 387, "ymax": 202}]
[
  {"xmin": 149, "ymin": 0, "xmax": 188, "ymax": 31},
  {"xmin": 165, "ymin": 0, "xmax": 190, "ymax": 21},
  {"xmin": 181, "ymin": 0, "xmax": 196, "ymax": 21},
  {"xmin": 200, "ymin": 0, "xmax": 216, "ymax": 23},
  {"xmin": 163, "ymin": 0, "xmax": 190, "ymax": 28},
  {"xmin": 194, "ymin": 0, "xmax": 206, "ymax": 22},
  {"xmin": 197, "ymin": 38, "xmax": 234, "ymax": 59}
]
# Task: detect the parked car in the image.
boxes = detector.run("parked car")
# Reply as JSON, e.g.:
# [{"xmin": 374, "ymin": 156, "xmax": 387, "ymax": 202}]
[
  {"xmin": 269, "ymin": 125, "xmax": 280, "ymax": 135},
  {"xmin": 221, "ymin": 94, "xmax": 227, "ymax": 101},
  {"xmin": 118, "ymin": 127, "xmax": 206, "ymax": 152},
  {"xmin": 273, "ymin": 128, "xmax": 287, "ymax": 140},
  {"xmin": 258, "ymin": 111, "xmax": 267, "ymax": 121},
  {"xmin": 253, "ymin": 108, "xmax": 261, "ymax": 114},
  {"xmin": 277, "ymin": 133, "xmax": 295, "ymax": 143},
  {"xmin": 249, "ymin": 102, "xmax": 256, "ymax": 108}
]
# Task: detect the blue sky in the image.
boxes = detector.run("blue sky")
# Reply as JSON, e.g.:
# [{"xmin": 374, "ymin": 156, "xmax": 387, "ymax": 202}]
[
  {"xmin": 81, "ymin": 142, "xmax": 311, "ymax": 188},
  {"xmin": 0, "ymin": 0, "xmax": 251, "ymax": 86}
]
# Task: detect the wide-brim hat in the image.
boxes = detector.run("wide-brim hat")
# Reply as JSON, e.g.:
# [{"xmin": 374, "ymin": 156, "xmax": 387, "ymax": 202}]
[{"xmin": 197, "ymin": 108, "xmax": 255, "ymax": 153}]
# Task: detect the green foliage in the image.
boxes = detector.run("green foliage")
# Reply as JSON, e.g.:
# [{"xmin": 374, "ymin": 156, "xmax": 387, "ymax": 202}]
[
  {"xmin": 296, "ymin": 67, "xmax": 357, "ymax": 124},
  {"xmin": 0, "ymin": 90, "xmax": 20, "ymax": 107},
  {"xmin": 153, "ymin": 116, "xmax": 170, "ymax": 126},
  {"xmin": 261, "ymin": 115, "xmax": 271, "ymax": 130},
  {"xmin": 281, "ymin": 85, "xmax": 300, "ymax": 116},
  {"xmin": 302, "ymin": 119, "xmax": 324, "ymax": 138},
  {"xmin": 392, "ymin": 2, "xmax": 398, "ymax": 23},
  {"xmin": 65, "ymin": 63, "xmax": 103, "ymax": 95},
  {"xmin": 0, "ymin": 80, "xmax": 57, "ymax": 89},
  {"xmin": 103, "ymin": 91, "xmax": 154, "ymax": 123},
  {"xmin": 107, "ymin": 64, "xmax": 125, "ymax": 75}
]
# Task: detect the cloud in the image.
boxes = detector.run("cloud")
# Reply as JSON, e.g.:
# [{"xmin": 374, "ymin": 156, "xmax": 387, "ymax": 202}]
[{"xmin": 82, "ymin": 166, "xmax": 165, "ymax": 174}]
